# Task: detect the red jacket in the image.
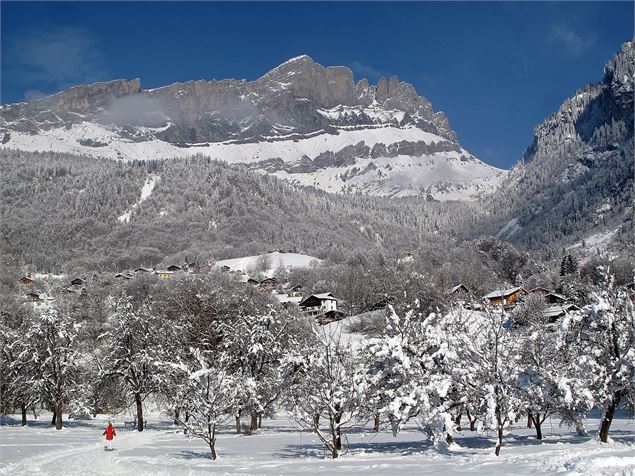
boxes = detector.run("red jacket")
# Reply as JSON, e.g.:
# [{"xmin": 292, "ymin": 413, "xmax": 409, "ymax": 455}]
[{"xmin": 103, "ymin": 425, "xmax": 116, "ymax": 440}]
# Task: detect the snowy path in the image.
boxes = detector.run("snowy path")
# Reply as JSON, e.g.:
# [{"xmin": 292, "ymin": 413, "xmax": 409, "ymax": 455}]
[
  {"xmin": 1, "ymin": 414, "xmax": 634, "ymax": 475},
  {"xmin": 118, "ymin": 175, "xmax": 159, "ymax": 223}
]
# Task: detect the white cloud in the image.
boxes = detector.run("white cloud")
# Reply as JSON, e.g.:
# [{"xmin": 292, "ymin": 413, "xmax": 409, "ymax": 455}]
[
  {"xmin": 349, "ymin": 61, "xmax": 388, "ymax": 81},
  {"xmin": 550, "ymin": 25, "xmax": 597, "ymax": 57},
  {"xmin": 4, "ymin": 26, "xmax": 108, "ymax": 99}
]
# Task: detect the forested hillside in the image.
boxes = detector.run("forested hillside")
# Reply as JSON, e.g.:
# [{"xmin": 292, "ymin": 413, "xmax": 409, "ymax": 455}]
[
  {"xmin": 481, "ymin": 41, "xmax": 634, "ymax": 256},
  {"xmin": 0, "ymin": 150, "xmax": 485, "ymax": 273}
]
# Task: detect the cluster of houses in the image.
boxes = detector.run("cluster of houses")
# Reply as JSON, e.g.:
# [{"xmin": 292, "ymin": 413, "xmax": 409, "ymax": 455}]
[
  {"xmin": 449, "ymin": 284, "xmax": 580, "ymax": 322},
  {"xmin": 18, "ymin": 275, "xmax": 87, "ymax": 304},
  {"xmin": 114, "ymin": 262, "xmax": 198, "ymax": 280},
  {"xmin": 110, "ymin": 262, "xmax": 344, "ymax": 323}
]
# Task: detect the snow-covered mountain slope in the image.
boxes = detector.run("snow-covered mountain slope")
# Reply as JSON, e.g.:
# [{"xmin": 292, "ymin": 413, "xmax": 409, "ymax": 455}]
[
  {"xmin": 485, "ymin": 41, "xmax": 634, "ymax": 252},
  {"xmin": 0, "ymin": 56, "xmax": 504, "ymax": 201}
]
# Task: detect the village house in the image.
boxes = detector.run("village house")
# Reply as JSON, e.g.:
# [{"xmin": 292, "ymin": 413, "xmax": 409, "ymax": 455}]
[
  {"xmin": 527, "ymin": 287, "xmax": 552, "ymax": 296},
  {"xmin": 299, "ymin": 293, "xmax": 338, "ymax": 317},
  {"xmin": 259, "ymin": 277, "xmax": 278, "ymax": 288},
  {"xmin": 134, "ymin": 267, "xmax": 152, "ymax": 274},
  {"xmin": 542, "ymin": 304, "xmax": 580, "ymax": 323},
  {"xmin": 483, "ymin": 286, "xmax": 526, "ymax": 308},
  {"xmin": 70, "ymin": 278, "xmax": 85, "ymax": 286},
  {"xmin": 155, "ymin": 270, "xmax": 174, "ymax": 279},
  {"xmin": 26, "ymin": 292, "xmax": 41, "ymax": 303},
  {"xmin": 166, "ymin": 265, "xmax": 182, "ymax": 272},
  {"xmin": 286, "ymin": 285, "xmax": 303, "ymax": 297},
  {"xmin": 544, "ymin": 292, "xmax": 567, "ymax": 304},
  {"xmin": 18, "ymin": 276, "xmax": 34, "ymax": 285}
]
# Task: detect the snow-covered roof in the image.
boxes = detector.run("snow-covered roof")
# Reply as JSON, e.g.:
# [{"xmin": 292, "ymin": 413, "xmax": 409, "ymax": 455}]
[
  {"xmin": 542, "ymin": 304, "xmax": 579, "ymax": 319},
  {"xmin": 313, "ymin": 292, "xmax": 337, "ymax": 301},
  {"xmin": 545, "ymin": 292, "xmax": 566, "ymax": 301},
  {"xmin": 449, "ymin": 284, "xmax": 470, "ymax": 294},
  {"xmin": 484, "ymin": 287, "xmax": 525, "ymax": 300},
  {"xmin": 274, "ymin": 295, "xmax": 302, "ymax": 305}
]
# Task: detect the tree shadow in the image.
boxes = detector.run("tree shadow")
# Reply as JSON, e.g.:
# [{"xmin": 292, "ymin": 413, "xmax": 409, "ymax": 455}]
[{"xmin": 172, "ymin": 450, "xmax": 213, "ymax": 461}]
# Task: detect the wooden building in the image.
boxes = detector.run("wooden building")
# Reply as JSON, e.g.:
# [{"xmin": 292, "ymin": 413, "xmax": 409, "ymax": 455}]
[
  {"xmin": 18, "ymin": 276, "xmax": 34, "ymax": 285},
  {"xmin": 155, "ymin": 270, "xmax": 174, "ymax": 279},
  {"xmin": 483, "ymin": 287, "xmax": 526, "ymax": 308},
  {"xmin": 26, "ymin": 292, "xmax": 41, "ymax": 303},
  {"xmin": 70, "ymin": 278, "xmax": 85, "ymax": 286}
]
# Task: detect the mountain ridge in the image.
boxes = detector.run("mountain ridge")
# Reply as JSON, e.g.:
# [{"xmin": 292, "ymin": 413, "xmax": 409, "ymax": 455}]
[{"xmin": 0, "ymin": 55, "xmax": 503, "ymax": 201}]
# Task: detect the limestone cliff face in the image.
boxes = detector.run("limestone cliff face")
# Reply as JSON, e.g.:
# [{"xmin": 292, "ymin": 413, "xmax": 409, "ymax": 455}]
[{"xmin": 0, "ymin": 55, "xmax": 458, "ymax": 144}]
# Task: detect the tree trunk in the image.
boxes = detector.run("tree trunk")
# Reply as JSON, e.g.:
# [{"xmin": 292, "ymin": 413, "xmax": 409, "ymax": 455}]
[
  {"xmin": 527, "ymin": 413, "xmax": 533, "ymax": 428},
  {"xmin": 21, "ymin": 403, "xmax": 27, "ymax": 426},
  {"xmin": 51, "ymin": 408, "xmax": 56, "ymax": 425},
  {"xmin": 527, "ymin": 413, "xmax": 544, "ymax": 440},
  {"xmin": 235, "ymin": 415, "xmax": 242, "ymax": 434},
  {"xmin": 184, "ymin": 411, "xmax": 190, "ymax": 435},
  {"xmin": 335, "ymin": 410, "xmax": 342, "ymax": 450},
  {"xmin": 599, "ymin": 392, "xmax": 622, "ymax": 443},
  {"xmin": 54, "ymin": 402, "xmax": 63, "ymax": 430},
  {"xmin": 208, "ymin": 426, "xmax": 217, "ymax": 460},
  {"xmin": 495, "ymin": 425, "xmax": 503, "ymax": 456},
  {"xmin": 258, "ymin": 414, "xmax": 262, "ymax": 429},
  {"xmin": 331, "ymin": 425, "xmax": 339, "ymax": 459},
  {"xmin": 466, "ymin": 409, "xmax": 476, "ymax": 431},
  {"xmin": 373, "ymin": 413, "xmax": 380, "ymax": 432},
  {"xmin": 135, "ymin": 393, "xmax": 144, "ymax": 432},
  {"xmin": 250, "ymin": 412, "xmax": 259, "ymax": 432},
  {"xmin": 313, "ymin": 414, "xmax": 320, "ymax": 428},
  {"xmin": 454, "ymin": 413, "xmax": 462, "ymax": 431},
  {"xmin": 174, "ymin": 408, "xmax": 180, "ymax": 425}
]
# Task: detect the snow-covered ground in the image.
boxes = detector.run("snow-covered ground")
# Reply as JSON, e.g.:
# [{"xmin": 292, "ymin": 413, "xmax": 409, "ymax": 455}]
[
  {"xmin": 1, "ymin": 412, "xmax": 633, "ymax": 475},
  {"xmin": 118, "ymin": 175, "xmax": 159, "ymax": 223},
  {"xmin": 0, "ymin": 123, "xmax": 504, "ymax": 200},
  {"xmin": 215, "ymin": 252, "xmax": 321, "ymax": 276}
]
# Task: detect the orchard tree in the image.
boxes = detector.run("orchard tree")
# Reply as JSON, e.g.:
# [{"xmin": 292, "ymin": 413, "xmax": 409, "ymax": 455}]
[
  {"xmin": 19, "ymin": 304, "xmax": 86, "ymax": 430},
  {"xmin": 560, "ymin": 281, "xmax": 635, "ymax": 443},
  {"xmin": 98, "ymin": 293, "xmax": 177, "ymax": 431},
  {"xmin": 281, "ymin": 325, "xmax": 361, "ymax": 459}
]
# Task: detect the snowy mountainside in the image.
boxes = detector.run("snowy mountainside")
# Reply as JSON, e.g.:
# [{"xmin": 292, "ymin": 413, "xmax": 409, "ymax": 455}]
[
  {"xmin": 484, "ymin": 40, "xmax": 634, "ymax": 253},
  {"xmin": 0, "ymin": 55, "xmax": 503, "ymax": 201}
]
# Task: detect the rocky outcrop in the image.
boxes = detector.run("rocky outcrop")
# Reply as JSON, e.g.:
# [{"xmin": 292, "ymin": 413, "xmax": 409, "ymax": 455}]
[{"xmin": 0, "ymin": 55, "xmax": 458, "ymax": 144}]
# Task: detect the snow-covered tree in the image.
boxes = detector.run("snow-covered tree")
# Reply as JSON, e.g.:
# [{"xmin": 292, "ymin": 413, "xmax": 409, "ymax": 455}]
[
  {"xmin": 359, "ymin": 305, "xmax": 456, "ymax": 444},
  {"xmin": 165, "ymin": 347, "xmax": 238, "ymax": 460},
  {"xmin": 445, "ymin": 306, "xmax": 525, "ymax": 455},
  {"xmin": 560, "ymin": 280, "xmax": 635, "ymax": 442},
  {"xmin": 98, "ymin": 293, "xmax": 176, "ymax": 431},
  {"xmin": 281, "ymin": 325, "xmax": 361, "ymax": 459},
  {"xmin": 18, "ymin": 304, "xmax": 86, "ymax": 430}
]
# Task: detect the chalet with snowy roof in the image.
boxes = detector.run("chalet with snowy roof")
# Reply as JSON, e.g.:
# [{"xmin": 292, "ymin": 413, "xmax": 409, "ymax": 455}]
[
  {"xmin": 544, "ymin": 292, "xmax": 567, "ymax": 304},
  {"xmin": 448, "ymin": 284, "xmax": 471, "ymax": 296},
  {"xmin": 70, "ymin": 278, "xmax": 85, "ymax": 286},
  {"xmin": 221, "ymin": 266, "xmax": 231, "ymax": 272},
  {"xmin": 299, "ymin": 293, "xmax": 338, "ymax": 317},
  {"xmin": 166, "ymin": 265, "xmax": 182, "ymax": 272},
  {"xmin": 286, "ymin": 285, "xmax": 303, "ymax": 297},
  {"xmin": 18, "ymin": 276, "xmax": 34, "ymax": 285},
  {"xmin": 114, "ymin": 272, "xmax": 133, "ymax": 280},
  {"xmin": 542, "ymin": 304, "xmax": 580, "ymax": 322},
  {"xmin": 483, "ymin": 287, "xmax": 526, "ymax": 308},
  {"xmin": 260, "ymin": 277, "xmax": 278, "ymax": 288},
  {"xmin": 134, "ymin": 267, "xmax": 152, "ymax": 274}
]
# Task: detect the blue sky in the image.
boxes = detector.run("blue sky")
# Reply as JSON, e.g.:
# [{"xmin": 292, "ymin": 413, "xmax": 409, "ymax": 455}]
[{"xmin": 1, "ymin": 2, "xmax": 632, "ymax": 169}]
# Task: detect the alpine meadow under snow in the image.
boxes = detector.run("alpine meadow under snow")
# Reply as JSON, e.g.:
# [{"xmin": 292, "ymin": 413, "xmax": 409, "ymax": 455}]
[{"xmin": 0, "ymin": 16, "xmax": 634, "ymax": 476}]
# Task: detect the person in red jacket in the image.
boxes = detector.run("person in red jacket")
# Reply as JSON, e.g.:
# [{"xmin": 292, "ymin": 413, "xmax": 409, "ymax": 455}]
[{"xmin": 103, "ymin": 421, "xmax": 116, "ymax": 451}]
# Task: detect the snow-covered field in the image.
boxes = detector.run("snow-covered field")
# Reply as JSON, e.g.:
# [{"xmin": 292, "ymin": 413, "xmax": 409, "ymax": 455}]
[
  {"xmin": 215, "ymin": 252, "xmax": 321, "ymax": 276},
  {"xmin": 1, "ymin": 412, "xmax": 633, "ymax": 475}
]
